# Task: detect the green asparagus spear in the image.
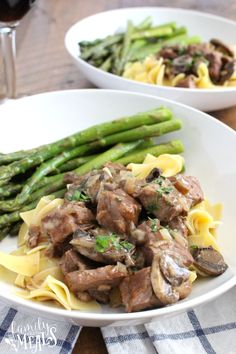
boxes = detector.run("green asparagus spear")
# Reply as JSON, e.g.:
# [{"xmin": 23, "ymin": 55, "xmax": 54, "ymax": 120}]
[
  {"xmin": 0, "ymin": 189, "xmax": 66, "ymax": 228},
  {"xmin": 73, "ymin": 140, "xmax": 143, "ymax": 176},
  {"xmin": 51, "ymin": 154, "xmax": 99, "ymax": 175},
  {"xmin": 0, "ymin": 147, "xmax": 41, "ymax": 165},
  {"xmin": 131, "ymin": 24, "xmax": 175, "ymax": 40},
  {"xmin": 99, "ymin": 56, "xmax": 112, "ymax": 72},
  {"xmin": 116, "ymin": 140, "xmax": 184, "ymax": 164},
  {"xmin": 0, "ymin": 138, "xmax": 185, "ymax": 228},
  {"xmin": 117, "ymin": 20, "xmax": 134, "ymax": 75},
  {"xmin": 0, "ymin": 140, "xmax": 143, "ymax": 211},
  {"xmin": 0, "ymin": 226, "xmax": 11, "ymax": 241},
  {"xmin": 14, "ymin": 144, "xmax": 99, "ymax": 207},
  {"xmin": 95, "ymin": 119, "xmax": 182, "ymax": 146},
  {"xmin": 16, "ymin": 140, "xmax": 144, "ymax": 207},
  {"xmin": 129, "ymin": 32, "xmax": 190, "ymax": 61},
  {"xmin": 0, "ymin": 183, "xmax": 22, "ymax": 198},
  {"xmin": 9, "ymin": 222, "xmax": 22, "ymax": 236},
  {"xmin": 135, "ymin": 16, "xmax": 153, "ymax": 31},
  {"xmin": 0, "ymin": 107, "xmax": 172, "ymax": 184},
  {"xmin": 80, "ymin": 34, "xmax": 123, "ymax": 60}
]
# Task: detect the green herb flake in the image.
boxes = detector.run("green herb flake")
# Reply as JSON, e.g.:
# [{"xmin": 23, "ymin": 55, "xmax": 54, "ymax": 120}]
[
  {"xmin": 190, "ymin": 245, "xmax": 199, "ymax": 250},
  {"xmin": 157, "ymin": 186, "xmax": 173, "ymax": 195},
  {"xmin": 68, "ymin": 189, "xmax": 90, "ymax": 202},
  {"xmin": 95, "ymin": 234, "xmax": 133, "ymax": 253},
  {"xmin": 120, "ymin": 241, "xmax": 134, "ymax": 251},
  {"xmin": 147, "ymin": 203, "xmax": 157, "ymax": 214},
  {"xmin": 148, "ymin": 217, "xmax": 159, "ymax": 232},
  {"xmin": 151, "ymin": 175, "xmax": 166, "ymax": 186}
]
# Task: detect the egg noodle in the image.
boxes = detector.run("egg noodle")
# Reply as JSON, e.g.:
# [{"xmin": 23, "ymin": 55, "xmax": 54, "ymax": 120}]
[
  {"xmin": 0, "ymin": 154, "xmax": 222, "ymax": 309},
  {"xmin": 0, "ymin": 196, "xmax": 99, "ymax": 311},
  {"xmin": 123, "ymin": 55, "xmax": 236, "ymax": 88}
]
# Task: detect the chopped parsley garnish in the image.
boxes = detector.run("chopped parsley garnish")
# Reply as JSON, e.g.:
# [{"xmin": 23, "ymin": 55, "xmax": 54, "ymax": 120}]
[
  {"xmin": 148, "ymin": 217, "xmax": 159, "ymax": 232},
  {"xmin": 67, "ymin": 189, "xmax": 90, "ymax": 202},
  {"xmin": 151, "ymin": 175, "xmax": 166, "ymax": 185},
  {"xmin": 120, "ymin": 241, "xmax": 134, "ymax": 251},
  {"xmin": 190, "ymin": 245, "xmax": 199, "ymax": 250},
  {"xmin": 95, "ymin": 234, "xmax": 133, "ymax": 253},
  {"xmin": 147, "ymin": 203, "xmax": 157, "ymax": 214},
  {"xmin": 157, "ymin": 186, "xmax": 173, "ymax": 195}
]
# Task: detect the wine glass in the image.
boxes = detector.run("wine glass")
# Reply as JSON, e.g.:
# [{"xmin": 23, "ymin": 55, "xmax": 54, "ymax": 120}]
[{"xmin": 0, "ymin": 0, "xmax": 36, "ymax": 99}]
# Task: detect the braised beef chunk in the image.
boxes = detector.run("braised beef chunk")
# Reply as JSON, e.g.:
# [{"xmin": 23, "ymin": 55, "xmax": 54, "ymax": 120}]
[
  {"xmin": 157, "ymin": 45, "xmax": 180, "ymax": 60},
  {"xmin": 169, "ymin": 175, "xmax": 204, "ymax": 207},
  {"xmin": 71, "ymin": 228, "xmax": 135, "ymax": 266},
  {"xmin": 142, "ymin": 239, "xmax": 193, "ymax": 267},
  {"xmin": 31, "ymin": 161, "xmax": 226, "ymax": 311},
  {"xmin": 65, "ymin": 163, "xmax": 127, "ymax": 204},
  {"xmin": 88, "ymin": 288, "xmax": 111, "ymax": 303},
  {"xmin": 168, "ymin": 216, "xmax": 188, "ymax": 238},
  {"xmin": 119, "ymin": 267, "xmax": 161, "ymax": 312},
  {"xmin": 175, "ymin": 75, "xmax": 196, "ymax": 88},
  {"xmin": 137, "ymin": 177, "xmax": 189, "ymax": 222},
  {"xmin": 132, "ymin": 218, "xmax": 162, "ymax": 245},
  {"xmin": 60, "ymin": 249, "xmax": 94, "ymax": 275},
  {"xmin": 65, "ymin": 263, "xmax": 127, "ymax": 293},
  {"xmin": 41, "ymin": 201, "xmax": 95, "ymax": 247},
  {"xmin": 155, "ymin": 40, "xmax": 235, "ymax": 87},
  {"xmin": 45, "ymin": 239, "xmax": 72, "ymax": 258},
  {"xmin": 27, "ymin": 225, "xmax": 42, "ymax": 248},
  {"xmin": 96, "ymin": 188, "xmax": 141, "ymax": 234}
]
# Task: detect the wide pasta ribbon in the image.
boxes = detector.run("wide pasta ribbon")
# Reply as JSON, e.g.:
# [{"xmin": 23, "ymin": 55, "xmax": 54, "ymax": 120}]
[{"xmin": 17, "ymin": 275, "xmax": 100, "ymax": 311}]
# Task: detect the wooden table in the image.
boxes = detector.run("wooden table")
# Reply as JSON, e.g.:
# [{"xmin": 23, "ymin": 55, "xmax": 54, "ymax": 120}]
[{"xmin": 10, "ymin": 0, "xmax": 236, "ymax": 353}]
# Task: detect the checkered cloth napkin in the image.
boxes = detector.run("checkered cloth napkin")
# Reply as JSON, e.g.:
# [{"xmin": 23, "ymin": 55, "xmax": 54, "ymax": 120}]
[{"xmin": 1, "ymin": 287, "xmax": 236, "ymax": 353}]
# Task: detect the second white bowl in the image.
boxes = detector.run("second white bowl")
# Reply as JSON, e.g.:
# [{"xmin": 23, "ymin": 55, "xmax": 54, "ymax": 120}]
[{"xmin": 65, "ymin": 7, "xmax": 236, "ymax": 111}]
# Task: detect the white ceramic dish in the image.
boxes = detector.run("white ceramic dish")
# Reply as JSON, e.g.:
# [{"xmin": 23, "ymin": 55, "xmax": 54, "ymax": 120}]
[
  {"xmin": 65, "ymin": 7, "xmax": 236, "ymax": 111},
  {"xmin": 0, "ymin": 89, "xmax": 235, "ymax": 327}
]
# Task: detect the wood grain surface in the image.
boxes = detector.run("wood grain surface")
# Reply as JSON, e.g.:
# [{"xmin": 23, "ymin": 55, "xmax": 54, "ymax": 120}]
[{"xmin": 4, "ymin": 1, "xmax": 236, "ymax": 353}]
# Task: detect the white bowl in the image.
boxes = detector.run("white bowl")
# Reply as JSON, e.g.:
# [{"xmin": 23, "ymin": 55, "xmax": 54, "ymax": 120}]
[
  {"xmin": 65, "ymin": 7, "xmax": 236, "ymax": 111},
  {"xmin": 0, "ymin": 89, "xmax": 235, "ymax": 327}
]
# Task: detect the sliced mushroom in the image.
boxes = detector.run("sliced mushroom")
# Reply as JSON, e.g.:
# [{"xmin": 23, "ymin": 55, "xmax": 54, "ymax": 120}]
[
  {"xmin": 205, "ymin": 51, "xmax": 223, "ymax": 83},
  {"xmin": 146, "ymin": 168, "xmax": 161, "ymax": 183},
  {"xmin": 159, "ymin": 253, "xmax": 190, "ymax": 287},
  {"xmin": 175, "ymin": 280, "xmax": 192, "ymax": 299},
  {"xmin": 191, "ymin": 246, "xmax": 228, "ymax": 276},
  {"xmin": 210, "ymin": 38, "xmax": 235, "ymax": 57},
  {"xmin": 151, "ymin": 253, "xmax": 179, "ymax": 305},
  {"xmin": 219, "ymin": 60, "xmax": 236, "ymax": 84},
  {"xmin": 172, "ymin": 55, "xmax": 193, "ymax": 75}
]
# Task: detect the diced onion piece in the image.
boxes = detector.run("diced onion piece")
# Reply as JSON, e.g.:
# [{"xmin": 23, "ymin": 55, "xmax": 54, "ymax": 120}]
[{"xmin": 159, "ymin": 228, "xmax": 172, "ymax": 241}]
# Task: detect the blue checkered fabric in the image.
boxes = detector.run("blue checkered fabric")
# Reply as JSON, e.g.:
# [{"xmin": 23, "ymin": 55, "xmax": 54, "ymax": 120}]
[
  {"xmin": 102, "ymin": 286, "xmax": 236, "ymax": 354},
  {"xmin": 0, "ymin": 304, "xmax": 81, "ymax": 353}
]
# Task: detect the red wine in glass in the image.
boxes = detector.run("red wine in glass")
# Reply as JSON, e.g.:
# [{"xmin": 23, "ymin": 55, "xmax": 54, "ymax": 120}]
[
  {"xmin": 0, "ymin": 0, "xmax": 36, "ymax": 23},
  {"xmin": 0, "ymin": 0, "xmax": 36, "ymax": 99}
]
